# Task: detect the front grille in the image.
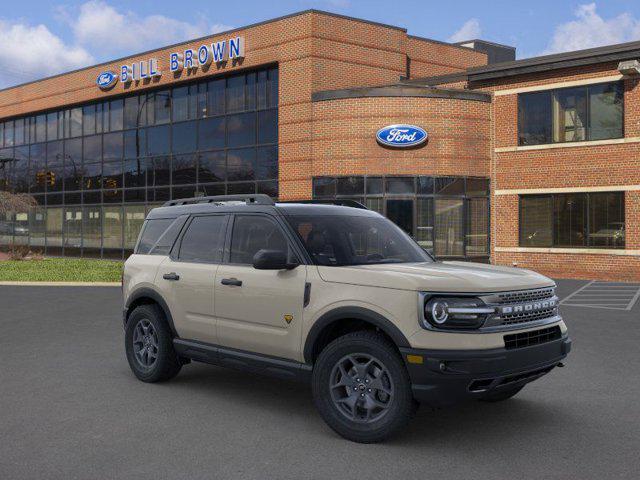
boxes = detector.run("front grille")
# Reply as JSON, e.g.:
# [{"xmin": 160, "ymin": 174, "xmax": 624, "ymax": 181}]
[
  {"xmin": 504, "ymin": 326, "xmax": 562, "ymax": 350},
  {"xmin": 501, "ymin": 307, "xmax": 557, "ymax": 325},
  {"xmin": 497, "ymin": 287, "xmax": 555, "ymax": 305}
]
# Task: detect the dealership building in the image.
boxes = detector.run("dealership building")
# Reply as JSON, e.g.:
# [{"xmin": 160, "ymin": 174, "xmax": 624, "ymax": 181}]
[{"xmin": 0, "ymin": 10, "xmax": 639, "ymax": 280}]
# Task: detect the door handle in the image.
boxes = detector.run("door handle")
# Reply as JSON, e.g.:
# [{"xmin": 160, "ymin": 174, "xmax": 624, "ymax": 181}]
[
  {"xmin": 221, "ymin": 278, "xmax": 242, "ymax": 287},
  {"xmin": 163, "ymin": 272, "xmax": 180, "ymax": 281}
]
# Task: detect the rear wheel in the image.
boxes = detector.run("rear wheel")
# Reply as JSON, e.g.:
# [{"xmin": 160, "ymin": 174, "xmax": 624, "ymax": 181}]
[
  {"xmin": 125, "ymin": 304, "xmax": 181, "ymax": 383},
  {"xmin": 478, "ymin": 385, "xmax": 524, "ymax": 403},
  {"xmin": 312, "ymin": 331, "xmax": 417, "ymax": 443}
]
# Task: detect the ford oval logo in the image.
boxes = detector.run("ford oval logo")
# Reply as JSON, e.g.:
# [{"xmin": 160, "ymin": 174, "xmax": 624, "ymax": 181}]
[
  {"xmin": 376, "ymin": 124, "xmax": 428, "ymax": 148},
  {"xmin": 96, "ymin": 71, "xmax": 118, "ymax": 90}
]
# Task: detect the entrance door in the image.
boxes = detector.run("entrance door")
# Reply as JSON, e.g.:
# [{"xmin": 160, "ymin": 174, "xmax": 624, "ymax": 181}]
[{"xmin": 386, "ymin": 199, "xmax": 414, "ymax": 236}]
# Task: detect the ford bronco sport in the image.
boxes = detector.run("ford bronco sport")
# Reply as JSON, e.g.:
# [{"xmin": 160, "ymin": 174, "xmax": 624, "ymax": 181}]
[{"xmin": 122, "ymin": 194, "xmax": 571, "ymax": 443}]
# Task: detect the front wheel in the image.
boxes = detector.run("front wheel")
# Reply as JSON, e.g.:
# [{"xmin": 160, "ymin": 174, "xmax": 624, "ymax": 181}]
[
  {"xmin": 312, "ymin": 331, "xmax": 417, "ymax": 443},
  {"xmin": 125, "ymin": 304, "xmax": 182, "ymax": 383}
]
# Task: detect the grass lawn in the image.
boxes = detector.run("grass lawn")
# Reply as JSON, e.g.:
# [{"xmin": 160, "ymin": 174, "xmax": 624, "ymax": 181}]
[{"xmin": 0, "ymin": 258, "xmax": 123, "ymax": 282}]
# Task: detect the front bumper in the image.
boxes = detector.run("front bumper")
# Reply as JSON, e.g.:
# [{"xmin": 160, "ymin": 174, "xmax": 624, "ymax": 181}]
[{"xmin": 400, "ymin": 334, "xmax": 571, "ymax": 407}]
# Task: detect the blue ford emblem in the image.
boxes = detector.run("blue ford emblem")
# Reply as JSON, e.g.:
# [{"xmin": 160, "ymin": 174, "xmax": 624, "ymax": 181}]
[
  {"xmin": 96, "ymin": 71, "xmax": 118, "ymax": 90},
  {"xmin": 376, "ymin": 124, "xmax": 428, "ymax": 148}
]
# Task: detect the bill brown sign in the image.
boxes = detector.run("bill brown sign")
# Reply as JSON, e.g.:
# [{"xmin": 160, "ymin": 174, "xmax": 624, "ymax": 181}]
[{"xmin": 97, "ymin": 36, "xmax": 245, "ymax": 89}]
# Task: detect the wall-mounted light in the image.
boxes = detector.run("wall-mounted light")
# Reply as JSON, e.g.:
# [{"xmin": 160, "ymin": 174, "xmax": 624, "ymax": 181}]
[{"xmin": 618, "ymin": 60, "xmax": 640, "ymax": 76}]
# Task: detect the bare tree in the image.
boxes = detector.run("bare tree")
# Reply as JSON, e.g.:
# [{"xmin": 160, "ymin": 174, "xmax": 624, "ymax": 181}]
[{"xmin": 0, "ymin": 191, "xmax": 37, "ymax": 216}]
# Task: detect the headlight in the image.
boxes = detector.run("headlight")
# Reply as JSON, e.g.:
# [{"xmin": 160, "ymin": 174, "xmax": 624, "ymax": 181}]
[{"xmin": 422, "ymin": 296, "xmax": 495, "ymax": 330}]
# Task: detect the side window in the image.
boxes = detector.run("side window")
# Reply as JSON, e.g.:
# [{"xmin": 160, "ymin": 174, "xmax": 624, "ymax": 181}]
[
  {"xmin": 178, "ymin": 215, "xmax": 227, "ymax": 263},
  {"xmin": 135, "ymin": 218, "xmax": 174, "ymax": 254},
  {"xmin": 229, "ymin": 215, "xmax": 289, "ymax": 264},
  {"xmin": 149, "ymin": 216, "xmax": 188, "ymax": 255}
]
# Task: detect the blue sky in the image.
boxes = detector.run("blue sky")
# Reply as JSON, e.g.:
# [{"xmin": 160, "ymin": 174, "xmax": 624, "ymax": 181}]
[{"xmin": 1, "ymin": 0, "xmax": 640, "ymax": 88}]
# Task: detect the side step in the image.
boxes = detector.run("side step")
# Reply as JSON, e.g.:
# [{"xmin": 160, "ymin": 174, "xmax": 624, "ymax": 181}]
[{"xmin": 173, "ymin": 338, "xmax": 312, "ymax": 383}]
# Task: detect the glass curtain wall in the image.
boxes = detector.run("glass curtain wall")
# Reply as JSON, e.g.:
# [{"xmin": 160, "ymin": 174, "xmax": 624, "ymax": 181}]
[
  {"xmin": 0, "ymin": 66, "xmax": 278, "ymax": 258},
  {"xmin": 313, "ymin": 175, "xmax": 490, "ymax": 260}
]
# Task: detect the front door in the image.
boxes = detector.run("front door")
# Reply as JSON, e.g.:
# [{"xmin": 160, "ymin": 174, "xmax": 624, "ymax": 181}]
[
  {"xmin": 386, "ymin": 199, "xmax": 414, "ymax": 236},
  {"xmin": 214, "ymin": 214, "xmax": 307, "ymax": 361}
]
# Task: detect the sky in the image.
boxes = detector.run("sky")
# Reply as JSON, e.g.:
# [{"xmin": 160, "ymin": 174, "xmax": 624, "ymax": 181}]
[{"xmin": 1, "ymin": 0, "xmax": 640, "ymax": 88}]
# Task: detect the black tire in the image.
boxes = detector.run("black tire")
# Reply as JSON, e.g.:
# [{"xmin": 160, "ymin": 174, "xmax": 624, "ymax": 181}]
[
  {"xmin": 312, "ymin": 331, "xmax": 417, "ymax": 443},
  {"xmin": 478, "ymin": 385, "xmax": 524, "ymax": 403},
  {"xmin": 125, "ymin": 304, "xmax": 182, "ymax": 383}
]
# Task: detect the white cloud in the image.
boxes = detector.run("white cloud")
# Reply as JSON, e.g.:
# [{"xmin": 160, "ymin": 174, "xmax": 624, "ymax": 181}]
[
  {"xmin": 68, "ymin": 1, "xmax": 232, "ymax": 57},
  {"xmin": 448, "ymin": 18, "xmax": 481, "ymax": 43},
  {"xmin": 542, "ymin": 3, "xmax": 640, "ymax": 54},
  {"xmin": 0, "ymin": 20, "xmax": 93, "ymax": 88}
]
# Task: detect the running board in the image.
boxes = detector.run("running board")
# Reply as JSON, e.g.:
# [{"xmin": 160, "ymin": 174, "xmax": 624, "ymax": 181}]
[{"xmin": 173, "ymin": 338, "xmax": 312, "ymax": 383}]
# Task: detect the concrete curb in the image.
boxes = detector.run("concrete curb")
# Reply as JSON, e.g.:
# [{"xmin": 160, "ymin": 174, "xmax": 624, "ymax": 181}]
[{"xmin": 0, "ymin": 281, "xmax": 121, "ymax": 287}]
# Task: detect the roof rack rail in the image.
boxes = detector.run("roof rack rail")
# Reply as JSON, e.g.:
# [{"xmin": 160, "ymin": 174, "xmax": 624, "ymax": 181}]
[
  {"xmin": 278, "ymin": 199, "xmax": 369, "ymax": 209},
  {"xmin": 163, "ymin": 194, "xmax": 275, "ymax": 207}
]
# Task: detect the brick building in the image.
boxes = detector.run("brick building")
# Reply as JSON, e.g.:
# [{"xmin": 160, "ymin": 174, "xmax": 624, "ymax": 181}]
[{"xmin": 0, "ymin": 9, "xmax": 638, "ymax": 280}]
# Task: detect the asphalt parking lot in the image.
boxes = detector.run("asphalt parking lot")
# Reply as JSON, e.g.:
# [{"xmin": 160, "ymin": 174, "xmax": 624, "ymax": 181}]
[{"xmin": 1, "ymin": 280, "xmax": 639, "ymax": 480}]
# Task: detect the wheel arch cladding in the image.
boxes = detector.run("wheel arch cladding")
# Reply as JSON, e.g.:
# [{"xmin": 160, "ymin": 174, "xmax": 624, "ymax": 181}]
[
  {"xmin": 304, "ymin": 307, "xmax": 411, "ymax": 363},
  {"xmin": 125, "ymin": 287, "xmax": 178, "ymax": 337}
]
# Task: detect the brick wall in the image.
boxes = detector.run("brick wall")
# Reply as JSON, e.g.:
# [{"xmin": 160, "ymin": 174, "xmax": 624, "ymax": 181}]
[
  {"xmin": 406, "ymin": 37, "xmax": 487, "ymax": 79},
  {"xmin": 307, "ymin": 95, "xmax": 491, "ymax": 197}
]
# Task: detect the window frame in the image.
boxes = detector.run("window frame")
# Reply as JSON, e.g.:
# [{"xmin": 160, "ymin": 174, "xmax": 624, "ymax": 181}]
[
  {"xmin": 223, "ymin": 213, "xmax": 307, "ymax": 266},
  {"xmin": 517, "ymin": 81, "xmax": 624, "ymax": 146},
  {"xmin": 172, "ymin": 213, "xmax": 229, "ymax": 264},
  {"xmin": 518, "ymin": 192, "xmax": 626, "ymax": 249}
]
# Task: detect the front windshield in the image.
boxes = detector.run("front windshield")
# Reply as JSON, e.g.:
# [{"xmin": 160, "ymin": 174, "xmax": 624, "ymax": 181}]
[{"xmin": 286, "ymin": 214, "xmax": 433, "ymax": 266}]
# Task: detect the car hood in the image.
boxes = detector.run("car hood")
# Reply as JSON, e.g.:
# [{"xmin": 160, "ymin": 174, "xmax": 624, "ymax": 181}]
[{"xmin": 316, "ymin": 261, "xmax": 554, "ymax": 293}]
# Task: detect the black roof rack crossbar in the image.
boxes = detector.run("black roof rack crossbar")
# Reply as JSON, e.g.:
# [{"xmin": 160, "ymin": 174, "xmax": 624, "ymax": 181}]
[
  {"xmin": 163, "ymin": 194, "xmax": 275, "ymax": 207},
  {"xmin": 279, "ymin": 199, "xmax": 369, "ymax": 209}
]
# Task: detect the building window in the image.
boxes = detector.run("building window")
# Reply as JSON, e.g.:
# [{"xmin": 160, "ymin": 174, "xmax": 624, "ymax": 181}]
[
  {"xmin": 519, "ymin": 192, "xmax": 625, "ymax": 248},
  {"xmin": 518, "ymin": 82, "xmax": 623, "ymax": 145},
  {"xmin": 0, "ymin": 65, "xmax": 278, "ymax": 259},
  {"xmin": 313, "ymin": 175, "xmax": 490, "ymax": 259}
]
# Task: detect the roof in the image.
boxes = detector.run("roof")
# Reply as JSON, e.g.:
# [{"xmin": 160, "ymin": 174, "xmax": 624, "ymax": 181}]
[
  {"xmin": 312, "ymin": 84, "xmax": 491, "ymax": 103},
  {"xmin": 466, "ymin": 39, "xmax": 640, "ymax": 81}
]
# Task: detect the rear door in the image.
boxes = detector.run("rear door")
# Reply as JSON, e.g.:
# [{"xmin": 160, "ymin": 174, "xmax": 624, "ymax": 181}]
[
  {"xmin": 156, "ymin": 214, "xmax": 229, "ymax": 344},
  {"xmin": 214, "ymin": 214, "xmax": 307, "ymax": 360}
]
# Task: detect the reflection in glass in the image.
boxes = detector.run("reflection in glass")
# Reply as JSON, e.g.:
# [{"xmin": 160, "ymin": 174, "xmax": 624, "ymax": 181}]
[
  {"xmin": 124, "ymin": 205, "xmax": 146, "ymax": 249},
  {"xmin": 103, "ymin": 206, "xmax": 123, "ymax": 252},
  {"xmin": 435, "ymin": 198, "xmax": 464, "ymax": 257},
  {"xmin": 198, "ymin": 151, "xmax": 225, "ymax": 183},
  {"xmin": 466, "ymin": 198, "xmax": 488, "ymax": 255},
  {"xmin": 227, "ymin": 112, "xmax": 255, "ymax": 147},
  {"xmin": 227, "ymin": 148, "xmax": 255, "ymax": 181},
  {"xmin": 198, "ymin": 117, "xmax": 225, "ymax": 150},
  {"xmin": 64, "ymin": 206, "xmax": 83, "ymax": 254}
]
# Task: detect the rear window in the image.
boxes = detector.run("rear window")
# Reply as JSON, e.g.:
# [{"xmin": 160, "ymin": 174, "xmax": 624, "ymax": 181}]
[{"xmin": 135, "ymin": 217, "xmax": 185, "ymax": 255}]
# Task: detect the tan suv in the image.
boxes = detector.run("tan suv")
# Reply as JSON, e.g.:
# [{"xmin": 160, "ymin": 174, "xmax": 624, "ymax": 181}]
[{"xmin": 122, "ymin": 194, "xmax": 571, "ymax": 443}]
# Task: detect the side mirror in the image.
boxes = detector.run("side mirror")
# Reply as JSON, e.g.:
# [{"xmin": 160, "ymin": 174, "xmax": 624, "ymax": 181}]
[{"xmin": 252, "ymin": 249, "xmax": 299, "ymax": 270}]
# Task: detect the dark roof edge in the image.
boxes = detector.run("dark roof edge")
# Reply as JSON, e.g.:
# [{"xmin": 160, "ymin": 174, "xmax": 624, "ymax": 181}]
[
  {"xmin": 0, "ymin": 9, "xmax": 407, "ymax": 95},
  {"xmin": 312, "ymin": 84, "xmax": 490, "ymax": 103},
  {"xmin": 401, "ymin": 71, "xmax": 469, "ymax": 86},
  {"xmin": 406, "ymin": 34, "xmax": 479, "ymax": 53},
  {"xmin": 468, "ymin": 40, "xmax": 640, "ymax": 81},
  {"xmin": 453, "ymin": 39, "xmax": 516, "ymax": 51}
]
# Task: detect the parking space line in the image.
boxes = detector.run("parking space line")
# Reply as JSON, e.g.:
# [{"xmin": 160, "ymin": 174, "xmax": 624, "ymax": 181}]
[
  {"xmin": 625, "ymin": 286, "xmax": 640, "ymax": 311},
  {"xmin": 560, "ymin": 280, "xmax": 640, "ymax": 310},
  {"xmin": 560, "ymin": 281, "xmax": 594, "ymax": 305}
]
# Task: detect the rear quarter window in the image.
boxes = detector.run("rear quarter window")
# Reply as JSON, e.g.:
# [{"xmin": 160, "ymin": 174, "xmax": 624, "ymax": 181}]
[{"xmin": 135, "ymin": 217, "xmax": 185, "ymax": 255}]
